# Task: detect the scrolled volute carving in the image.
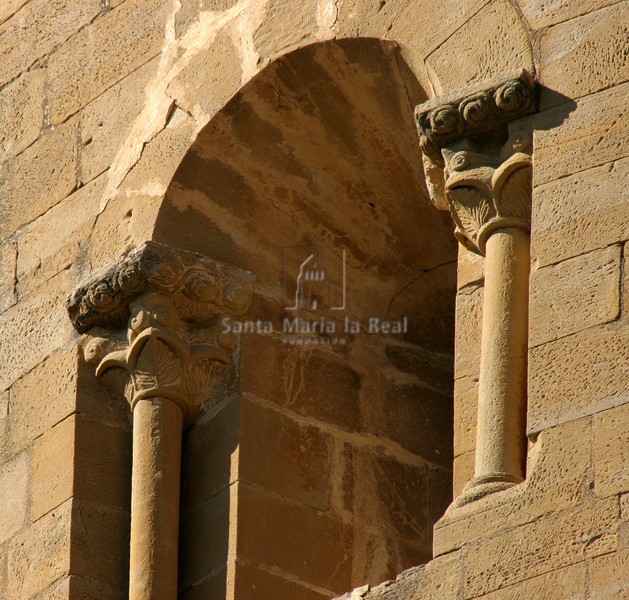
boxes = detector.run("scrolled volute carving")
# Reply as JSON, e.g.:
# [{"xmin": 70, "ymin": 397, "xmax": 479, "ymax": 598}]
[
  {"xmin": 69, "ymin": 242, "xmax": 254, "ymax": 423},
  {"xmin": 68, "ymin": 241, "xmax": 253, "ymax": 333}
]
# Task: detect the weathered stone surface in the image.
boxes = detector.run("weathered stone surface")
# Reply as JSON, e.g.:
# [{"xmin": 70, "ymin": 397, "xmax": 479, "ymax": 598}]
[
  {"xmin": 0, "ymin": 451, "xmax": 29, "ymax": 544},
  {"xmin": 436, "ymin": 417, "xmax": 593, "ymax": 555},
  {"xmin": 454, "ymin": 286, "xmax": 483, "ymax": 380},
  {"xmin": 457, "ymin": 247, "xmax": 484, "ymax": 291},
  {"xmin": 528, "ymin": 322, "xmax": 629, "ymax": 434},
  {"xmin": 539, "ymin": 3, "xmax": 629, "ymax": 104},
  {"xmin": 240, "ymin": 395, "xmax": 333, "ymax": 510},
  {"xmin": 34, "ymin": 576, "xmax": 126, "ymax": 600},
  {"xmin": 254, "ymin": 0, "xmax": 318, "ymax": 61},
  {"xmin": 0, "ymin": 238, "xmax": 17, "ymax": 312},
  {"xmin": 426, "ymin": 0, "xmax": 532, "ymax": 92},
  {"xmin": 595, "ymin": 403, "xmax": 629, "ymax": 498},
  {"xmin": 529, "ymin": 245, "xmax": 621, "ymax": 347},
  {"xmin": 31, "ymin": 416, "xmax": 74, "ymax": 521},
  {"xmin": 240, "ymin": 334, "xmax": 362, "ymax": 432},
  {"xmin": 7, "ymin": 348, "xmax": 77, "ymax": 453},
  {"xmin": 237, "ymin": 483, "xmax": 353, "ymax": 594},
  {"xmin": 517, "ymin": 0, "xmax": 621, "ymax": 29},
  {"xmin": 0, "ymin": 390, "xmax": 7, "ymax": 455},
  {"xmin": 381, "ymin": 378, "xmax": 452, "ymax": 464},
  {"xmin": 16, "ymin": 174, "xmax": 106, "ymax": 298},
  {"xmin": 80, "ymin": 58, "xmax": 158, "ymax": 184},
  {"xmin": 234, "ymin": 561, "xmax": 330, "ymax": 600},
  {"xmin": 0, "ymin": 0, "xmax": 29, "ymax": 24},
  {"xmin": 166, "ymin": 30, "xmax": 242, "ymax": 122},
  {"xmin": 462, "ymin": 497, "xmax": 618, "ymax": 597},
  {"xmin": 47, "ymin": 0, "xmax": 169, "ymax": 124},
  {"xmin": 477, "ymin": 561, "xmax": 585, "ymax": 599},
  {"xmin": 624, "ymin": 242, "xmax": 629, "ymax": 320},
  {"xmin": 0, "ymin": 0, "xmax": 102, "ymax": 87},
  {"xmin": 531, "ymin": 158, "xmax": 629, "ymax": 267},
  {"xmin": 7, "ymin": 500, "xmax": 71, "ymax": 600},
  {"xmin": 588, "ymin": 549, "xmax": 629, "ymax": 599},
  {"xmin": 533, "ymin": 83, "xmax": 629, "ymax": 186},
  {"xmin": 453, "ymin": 450, "xmax": 474, "ymax": 498},
  {"xmin": 454, "ymin": 375, "xmax": 478, "ymax": 457},
  {"xmin": 0, "ymin": 119, "xmax": 77, "ymax": 239},
  {"xmin": 69, "ymin": 499, "xmax": 130, "ymax": 590},
  {"xmin": 0, "ymin": 68, "xmax": 45, "ymax": 162}
]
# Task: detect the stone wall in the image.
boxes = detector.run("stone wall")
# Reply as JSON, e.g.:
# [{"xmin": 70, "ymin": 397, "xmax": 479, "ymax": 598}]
[{"xmin": 0, "ymin": 0, "xmax": 627, "ymax": 599}]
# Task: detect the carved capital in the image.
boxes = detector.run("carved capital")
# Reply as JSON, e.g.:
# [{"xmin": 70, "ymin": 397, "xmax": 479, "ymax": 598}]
[
  {"xmin": 68, "ymin": 242, "xmax": 254, "ymax": 422},
  {"xmin": 415, "ymin": 72, "xmax": 537, "ymax": 255}
]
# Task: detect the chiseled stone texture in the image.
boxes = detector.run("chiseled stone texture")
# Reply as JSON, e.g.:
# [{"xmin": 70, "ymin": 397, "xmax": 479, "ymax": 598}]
[
  {"xmin": 426, "ymin": 0, "xmax": 532, "ymax": 92},
  {"xmin": 588, "ymin": 548, "xmax": 629, "ymax": 599},
  {"xmin": 517, "ymin": 0, "xmax": 621, "ymax": 29},
  {"xmin": 595, "ymin": 403, "xmax": 629, "ymax": 498},
  {"xmin": 0, "ymin": 68, "xmax": 45, "ymax": 162},
  {"xmin": 0, "ymin": 0, "xmax": 102, "ymax": 88},
  {"xmin": 531, "ymin": 157, "xmax": 629, "ymax": 267},
  {"xmin": 529, "ymin": 245, "xmax": 621, "ymax": 347},
  {"xmin": 533, "ymin": 82, "xmax": 629, "ymax": 186},
  {"xmin": 528, "ymin": 322, "xmax": 629, "ymax": 434},
  {"xmin": 0, "ymin": 451, "xmax": 29, "ymax": 544},
  {"xmin": 47, "ymin": 0, "xmax": 169, "ymax": 124},
  {"xmin": 454, "ymin": 286, "xmax": 483, "ymax": 380},
  {"xmin": 0, "ymin": 118, "xmax": 78, "ymax": 239},
  {"xmin": 0, "ymin": 238, "xmax": 17, "ymax": 312},
  {"xmin": 539, "ymin": 3, "xmax": 629, "ymax": 105}
]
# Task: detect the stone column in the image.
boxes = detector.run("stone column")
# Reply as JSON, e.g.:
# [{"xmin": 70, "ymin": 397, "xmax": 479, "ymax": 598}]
[
  {"xmin": 415, "ymin": 71, "xmax": 537, "ymax": 506},
  {"xmin": 68, "ymin": 242, "xmax": 253, "ymax": 600}
]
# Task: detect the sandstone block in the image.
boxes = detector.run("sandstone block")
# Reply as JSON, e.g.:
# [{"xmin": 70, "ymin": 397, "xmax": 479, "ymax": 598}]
[
  {"xmin": 80, "ymin": 58, "xmax": 158, "ymax": 184},
  {"xmin": 234, "ymin": 561, "xmax": 330, "ymax": 600},
  {"xmin": 539, "ymin": 3, "xmax": 629, "ymax": 105},
  {"xmin": 240, "ymin": 395, "xmax": 333, "ymax": 511},
  {"xmin": 0, "ymin": 68, "xmax": 45, "ymax": 162},
  {"xmin": 0, "ymin": 390, "xmax": 7, "ymax": 455},
  {"xmin": 17, "ymin": 174, "xmax": 106, "ymax": 297},
  {"xmin": 0, "ymin": 0, "xmax": 101, "ymax": 87},
  {"xmin": 454, "ymin": 287, "xmax": 483, "ymax": 380},
  {"xmin": 166, "ymin": 29, "xmax": 242, "ymax": 122},
  {"xmin": 477, "ymin": 561, "xmax": 585, "ymax": 599},
  {"xmin": 381, "ymin": 378, "xmax": 453, "ymax": 464},
  {"xmin": 462, "ymin": 497, "xmax": 618, "ymax": 597},
  {"xmin": 47, "ymin": 0, "xmax": 169, "ymax": 124},
  {"xmin": 69, "ymin": 499, "xmax": 130, "ymax": 590},
  {"xmin": 254, "ymin": 0, "xmax": 318, "ymax": 62},
  {"xmin": 528, "ymin": 322, "xmax": 629, "ymax": 434},
  {"xmin": 178, "ymin": 486, "xmax": 232, "ymax": 591},
  {"xmin": 0, "ymin": 0, "xmax": 29, "ymax": 24},
  {"xmin": 624, "ymin": 242, "xmax": 629, "ymax": 320},
  {"xmin": 588, "ymin": 549, "xmax": 629, "ymax": 599},
  {"xmin": 533, "ymin": 83, "xmax": 629, "ymax": 186},
  {"xmin": 0, "ymin": 238, "xmax": 16, "ymax": 312},
  {"xmin": 595, "ymin": 403, "xmax": 629, "ymax": 498},
  {"xmin": 436, "ymin": 417, "xmax": 593, "ymax": 555},
  {"xmin": 237, "ymin": 483, "xmax": 353, "ymax": 594},
  {"xmin": 517, "ymin": 0, "xmax": 620, "ymax": 29},
  {"xmin": 34, "ymin": 576, "xmax": 126, "ymax": 600},
  {"xmin": 179, "ymin": 569, "xmax": 226, "ymax": 600},
  {"xmin": 529, "ymin": 245, "xmax": 621, "ymax": 347},
  {"xmin": 454, "ymin": 375, "xmax": 478, "ymax": 457},
  {"xmin": 7, "ymin": 499, "xmax": 71, "ymax": 600},
  {"xmin": 0, "ymin": 119, "xmax": 77, "ymax": 239},
  {"xmin": 7, "ymin": 348, "xmax": 77, "ymax": 453},
  {"xmin": 0, "ymin": 451, "xmax": 29, "ymax": 544},
  {"xmin": 240, "ymin": 334, "xmax": 362, "ymax": 432},
  {"xmin": 426, "ymin": 0, "xmax": 532, "ymax": 92},
  {"xmin": 457, "ymin": 246, "xmax": 484, "ymax": 291},
  {"xmin": 531, "ymin": 158, "xmax": 629, "ymax": 267},
  {"xmin": 453, "ymin": 450, "xmax": 474, "ymax": 498},
  {"xmin": 31, "ymin": 416, "xmax": 75, "ymax": 521}
]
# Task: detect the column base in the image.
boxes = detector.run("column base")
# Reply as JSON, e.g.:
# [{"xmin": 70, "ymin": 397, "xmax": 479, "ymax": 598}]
[{"xmin": 450, "ymin": 473, "xmax": 524, "ymax": 510}]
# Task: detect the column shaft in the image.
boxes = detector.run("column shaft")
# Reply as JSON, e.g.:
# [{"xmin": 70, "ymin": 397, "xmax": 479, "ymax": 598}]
[
  {"xmin": 475, "ymin": 227, "xmax": 530, "ymax": 483},
  {"xmin": 129, "ymin": 398, "xmax": 183, "ymax": 600}
]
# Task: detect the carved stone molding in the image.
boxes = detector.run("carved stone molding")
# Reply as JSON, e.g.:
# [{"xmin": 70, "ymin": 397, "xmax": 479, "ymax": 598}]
[
  {"xmin": 68, "ymin": 241, "xmax": 253, "ymax": 333},
  {"xmin": 68, "ymin": 242, "xmax": 254, "ymax": 422},
  {"xmin": 415, "ymin": 71, "xmax": 537, "ymax": 255}
]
